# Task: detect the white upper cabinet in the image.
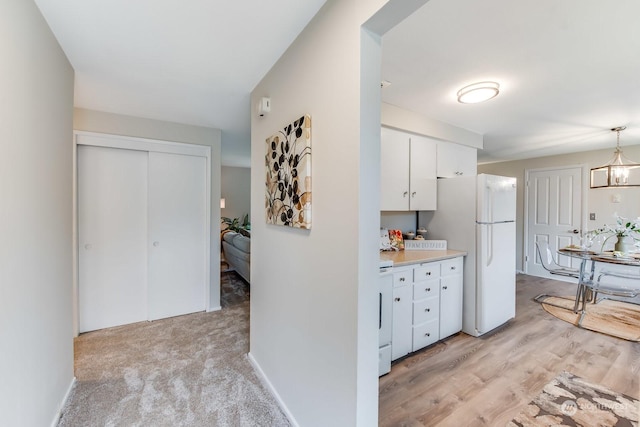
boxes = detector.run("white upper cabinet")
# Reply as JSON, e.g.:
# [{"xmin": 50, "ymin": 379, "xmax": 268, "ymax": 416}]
[
  {"xmin": 436, "ymin": 141, "xmax": 477, "ymax": 178},
  {"xmin": 381, "ymin": 127, "xmax": 437, "ymax": 211}
]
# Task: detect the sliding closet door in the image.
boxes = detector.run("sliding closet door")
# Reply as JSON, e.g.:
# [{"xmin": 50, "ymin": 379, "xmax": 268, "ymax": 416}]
[
  {"xmin": 78, "ymin": 145, "xmax": 148, "ymax": 332},
  {"xmin": 147, "ymin": 152, "xmax": 207, "ymax": 320}
]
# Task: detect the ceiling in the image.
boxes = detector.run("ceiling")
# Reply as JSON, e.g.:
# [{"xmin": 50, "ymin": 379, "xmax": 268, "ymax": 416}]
[
  {"xmin": 33, "ymin": 0, "xmax": 327, "ymax": 167},
  {"xmin": 382, "ymin": 0, "xmax": 640, "ymax": 163},
  {"xmin": 33, "ymin": 0, "xmax": 640, "ymax": 167}
]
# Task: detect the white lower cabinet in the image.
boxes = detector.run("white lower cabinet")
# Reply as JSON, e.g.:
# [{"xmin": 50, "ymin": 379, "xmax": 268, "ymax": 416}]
[
  {"xmin": 439, "ymin": 258, "xmax": 464, "ymax": 339},
  {"xmin": 391, "ymin": 256, "xmax": 464, "ymax": 361}
]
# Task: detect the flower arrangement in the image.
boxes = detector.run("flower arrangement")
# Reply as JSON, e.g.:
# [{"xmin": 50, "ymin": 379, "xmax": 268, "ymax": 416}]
[{"xmin": 587, "ymin": 214, "xmax": 640, "ymax": 253}]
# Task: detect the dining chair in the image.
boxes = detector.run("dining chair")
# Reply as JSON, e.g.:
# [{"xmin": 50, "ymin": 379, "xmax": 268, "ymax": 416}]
[
  {"xmin": 535, "ymin": 241, "xmax": 580, "ymax": 278},
  {"xmin": 578, "ymin": 270, "xmax": 640, "ymax": 325}
]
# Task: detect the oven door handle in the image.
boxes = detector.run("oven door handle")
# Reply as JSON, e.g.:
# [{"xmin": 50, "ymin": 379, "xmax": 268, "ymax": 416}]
[{"xmin": 379, "ymin": 292, "xmax": 382, "ymax": 329}]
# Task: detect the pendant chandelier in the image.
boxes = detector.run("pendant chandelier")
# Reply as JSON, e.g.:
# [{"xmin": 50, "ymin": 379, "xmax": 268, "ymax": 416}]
[{"xmin": 590, "ymin": 126, "xmax": 640, "ymax": 188}]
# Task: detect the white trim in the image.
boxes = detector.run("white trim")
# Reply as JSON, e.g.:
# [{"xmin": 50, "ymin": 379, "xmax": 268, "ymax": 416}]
[
  {"xmin": 208, "ymin": 305, "xmax": 222, "ymax": 312},
  {"xmin": 523, "ymin": 164, "xmax": 588, "ymax": 276},
  {"xmin": 50, "ymin": 377, "xmax": 76, "ymax": 427},
  {"xmin": 72, "ymin": 131, "xmax": 212, "ymax": 336},
  {"xmin": 247, "ymin": 352, "xmax": 299, "ymax": 427},
  {"xmin": 74, "ymin": 130, "xmax": 210, "ymax": 157}
]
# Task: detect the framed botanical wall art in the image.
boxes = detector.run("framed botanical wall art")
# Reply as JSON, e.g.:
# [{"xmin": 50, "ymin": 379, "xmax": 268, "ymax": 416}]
[{"xmin": 265, "ymin": 115, "xmax": 311, "ymax": 229}]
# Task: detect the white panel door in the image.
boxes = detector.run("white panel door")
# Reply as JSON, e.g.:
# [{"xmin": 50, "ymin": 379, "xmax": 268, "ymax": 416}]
[
  {"xmin": 78, "ymin": 145, "xmax": 148, "ymax": 332},
  {"xmin": 147, "ymin": 152, "xmax": 207, "ymax": 320},
  {"xmin": 380, "ymin": 127, "xmax": 410, "ymax": 210},
  {"xmin": 526, "ymin": 167, "xmax": 582, "ymax": 278}
]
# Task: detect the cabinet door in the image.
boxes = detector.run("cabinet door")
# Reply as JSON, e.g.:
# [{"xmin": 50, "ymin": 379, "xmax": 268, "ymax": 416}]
[
  {"xmin": 381, "ymin": 127, "xmax": 410, "ymax": 210},
  {"xmin": 437, "ymin": 142, "xmax": 477, "ymax": 178},
  {"xmin": 409, "ymin": 135, "xmax": 437, "ymax": 210},
  {"xmin": 391, "ymin": 284, "xmax": 413, "ymax": 360},
  {"xmin": 439, "ymin": 273, "xmax": 463, "ymax": 339},
  {"xmin": 148, "ymin": 152, "xmax": 207, "ymax": 321}
]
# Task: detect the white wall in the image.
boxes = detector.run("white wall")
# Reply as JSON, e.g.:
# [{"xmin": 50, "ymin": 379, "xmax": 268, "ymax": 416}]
[
  {"xmin": 479, "ymin": 145, "xmax": 640, "ymax": 271},
  {"xmin": 0, "ymin": 1, "xmax": 75, "ymax": 425},
  {"xmin": 382, "ymin": 102, "xmax": 483, "ymax": 149},
  {"xmin": 249, "ymin": 1, "xmax": 429, "ymax": 425},
  {"xmin": 221, "ymin": 166, "xmax": 251, "ymax": 222},
  {"xmin": 74, "ymin": 108, "xmax": 223, "ymax": 310}
]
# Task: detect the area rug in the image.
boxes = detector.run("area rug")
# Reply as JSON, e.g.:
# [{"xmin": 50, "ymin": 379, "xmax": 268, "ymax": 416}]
[
  {"xmin": 508, "ymin": 371, "xmax": 639, "ymax": 427},
  {"xmin": 540, "ymin": 296, "xmax": 640, "ymax": 342}
]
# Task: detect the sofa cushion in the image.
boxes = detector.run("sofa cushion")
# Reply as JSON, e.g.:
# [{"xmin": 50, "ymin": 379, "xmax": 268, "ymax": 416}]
[
  {"xmin": 222, "ymin": 231, "xmax": 238, "ymax": 244},
  {"xmin": 232, "ymin": 234, "xmax": 251, "ymax": 254}
]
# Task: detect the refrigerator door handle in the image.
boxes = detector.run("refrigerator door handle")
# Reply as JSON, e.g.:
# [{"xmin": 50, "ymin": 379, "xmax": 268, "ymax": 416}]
[{"xmin": 486, "ymin": 224, "xmax": 493, "ymax": 266}]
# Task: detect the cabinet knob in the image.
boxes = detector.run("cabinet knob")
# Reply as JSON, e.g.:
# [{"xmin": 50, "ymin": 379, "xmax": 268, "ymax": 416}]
[
  {"xmin": 443, "ymin": 286, "xmax": 448, "ymax": 290},
  {"xmin": 84, "ymin": 244, "xmax": 92, "ymax": 250},
  {"xmin": 403, "ymin": 191, "xmax": 408, "ymax": 197},
  {"xmin": 411, "ymin": 192, "xmax": 416, "ymax": 197},
  {"xmin": 456, "ymin": 171, "xmax": 463, "ymax": 176},
  {"xmin": 425, "ymin": 287, "xmax": 431, "ymax": 292},
  {"xmin": 425, "ymin": 308, "xmax": 430, "ymax": 312},
  {"xmin": 394, "ymin": 297, "xmax": 401, "ymax": 302},
  {"xmin": 450, "ymin": 266, "xmax": 456, "ymax": 270},
  {"xmin": 425, "ymin": 333, "xmax": 430, "ymax": 337},
  {"xmin": 399, "ymin": 277, "xmax": 405, "ymax": 282},
  {"xmin": 426, "ymin": 272, "xmax": 431, "ymax": 276}
]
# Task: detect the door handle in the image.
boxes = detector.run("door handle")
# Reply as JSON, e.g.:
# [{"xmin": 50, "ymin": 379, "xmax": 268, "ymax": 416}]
[{"xmin": 568, "ymin": 229, "xmax": 580, "ymax": 234}]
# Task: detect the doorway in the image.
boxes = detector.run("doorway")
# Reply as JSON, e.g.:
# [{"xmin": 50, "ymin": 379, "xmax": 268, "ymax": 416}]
[{"xmin": 525, "ymin": 165, "xmax": 586, "ymax": 279}]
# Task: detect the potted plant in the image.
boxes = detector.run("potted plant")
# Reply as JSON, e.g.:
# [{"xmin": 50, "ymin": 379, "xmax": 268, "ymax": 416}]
[
  {"xmin": 221, "ymin": 214, "xmax": 251, "ymax": 235},
  {"xmin": 588, "ymin": 214, "xmax": 640, "ymax": 254}
]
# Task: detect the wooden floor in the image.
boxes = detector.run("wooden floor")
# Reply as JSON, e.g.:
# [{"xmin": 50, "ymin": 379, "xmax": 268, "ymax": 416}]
[{"xmin": 379, "ymin": 274, "xmax": 640, "ymax": 426}]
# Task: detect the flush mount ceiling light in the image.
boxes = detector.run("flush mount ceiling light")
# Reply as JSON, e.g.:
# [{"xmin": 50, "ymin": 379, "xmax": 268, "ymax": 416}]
[
  {"xmin": 457, "ymin": 81, "xmax": 500, "ymax": 104},
  {"xmin": 590, "ymin": 126, "xmax": 640, "ymax": 188}
]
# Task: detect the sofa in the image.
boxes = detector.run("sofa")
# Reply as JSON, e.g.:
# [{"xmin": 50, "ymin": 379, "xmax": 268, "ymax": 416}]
[{"xmin": 222, "ymin": 231, "xmax": 250, "ymax": 283}]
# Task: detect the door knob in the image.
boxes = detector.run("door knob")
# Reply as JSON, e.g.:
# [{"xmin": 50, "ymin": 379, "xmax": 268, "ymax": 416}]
[{"xmin": 568, "ymin": 229, "xmax": 580, "ymax": 234}]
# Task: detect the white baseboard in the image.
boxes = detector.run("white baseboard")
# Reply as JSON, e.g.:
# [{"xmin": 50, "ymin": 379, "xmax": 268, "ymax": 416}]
[
  {"xmin": 207, "ymin": 305, "xmax": 222, "ymax": 312},
  {"xmin": 50, "ymin": 377, "xmax": 76, "ymax": 427},
  {"xmin": 247, "ymin": 352, "xmax": 299, "ymax": 427}
]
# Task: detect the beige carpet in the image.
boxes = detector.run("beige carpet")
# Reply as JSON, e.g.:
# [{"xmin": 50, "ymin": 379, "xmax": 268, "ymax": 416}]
[
  {"xmin": 58, "ymin": 272, "xmax": 290, "ymax": 426},
  {"xmin": 508, "ymin": 371, "xmax": 639, "ymax": 426},
  {"xmin": 541, "ymin": 296, "xmax": 640, "ymax": 342}
]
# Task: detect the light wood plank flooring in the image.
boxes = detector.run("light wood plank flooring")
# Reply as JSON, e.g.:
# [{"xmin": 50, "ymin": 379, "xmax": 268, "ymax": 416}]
[{"xmin": 379, "ymin": 274, "xmax": 640, "ymax": 426}]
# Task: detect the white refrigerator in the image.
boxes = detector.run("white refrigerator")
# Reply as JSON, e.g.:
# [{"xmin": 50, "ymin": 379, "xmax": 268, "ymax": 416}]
[{"xmin": 425, "ymin": 174, "xmax": 517, "ymax": 337}]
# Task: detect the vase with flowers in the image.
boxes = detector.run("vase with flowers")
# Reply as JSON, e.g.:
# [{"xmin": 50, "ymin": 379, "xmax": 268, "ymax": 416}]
[{"xmin": 588, "ymin": 214, "xmax": 640, "ymax": 254}]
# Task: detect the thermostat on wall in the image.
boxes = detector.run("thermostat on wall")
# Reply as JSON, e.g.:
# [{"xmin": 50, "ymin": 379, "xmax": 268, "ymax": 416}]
[{"xmin": 257, "ymin": 97, "xmax": 271, "ymax": 117}]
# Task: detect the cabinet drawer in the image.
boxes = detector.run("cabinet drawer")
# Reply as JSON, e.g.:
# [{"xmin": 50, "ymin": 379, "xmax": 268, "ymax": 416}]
[
  {"xmin": 413, "ymin": 280, "xmax": 439, "ymax": 300},
  {"xmin": 413, "ymin": 297, "xmax": 439, "ymax": 324},
  {"xmin": 441, "ymin": 258, "xmax": 463, "ymax": 276},
  {"xmin": 412, "ymin": 319, "xmax": 439, "ymax": 351},
  {"xmin": 414, "ymin": 264, "xmax": 440, "ymax": 282},
  {"xmin": 393, "ymin": 269, "xmax": 412, "ymax": 287}
]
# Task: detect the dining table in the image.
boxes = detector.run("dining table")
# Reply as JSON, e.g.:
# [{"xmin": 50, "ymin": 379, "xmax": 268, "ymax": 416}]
[{"xmin": 537, "ymin": 247, "xmax": 640, "ymax": 314}]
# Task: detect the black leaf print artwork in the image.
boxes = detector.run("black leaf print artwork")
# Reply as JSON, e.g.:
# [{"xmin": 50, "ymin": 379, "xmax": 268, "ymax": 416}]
[{"xmin": 265, "ymin": 115, "xmax": 312, "ymax": 229}]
